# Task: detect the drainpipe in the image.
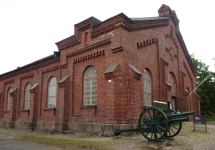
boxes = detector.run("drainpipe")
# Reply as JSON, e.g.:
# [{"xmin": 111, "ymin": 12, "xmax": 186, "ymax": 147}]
[{"xmin": 54, "ymin": 51, "xmax": 61, "ymax": 80}]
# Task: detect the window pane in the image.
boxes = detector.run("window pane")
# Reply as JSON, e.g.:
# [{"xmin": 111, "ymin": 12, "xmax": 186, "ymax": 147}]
[
  {"xmin": 53, "ymin": 97, "xmax": 56, "ymax": 105},
  {"xmin": 84, "ymin": 67, "xmax": 97, "ymax": 105},
  {"xmin": 143, "ymin": 70, "xmax": 151, "ymax": 106},
  {"xmin": 48, "ymin": 77, "xmax": 57, "ymax": 108}
]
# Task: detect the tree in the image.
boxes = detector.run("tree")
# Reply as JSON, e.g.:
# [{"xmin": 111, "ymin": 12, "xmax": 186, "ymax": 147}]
[{"xmin": 190, "ymin": 54, "xmax": 215, "ymax": 114}]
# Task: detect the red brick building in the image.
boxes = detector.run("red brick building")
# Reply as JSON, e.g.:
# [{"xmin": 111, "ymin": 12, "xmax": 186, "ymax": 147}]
[{"xmin": 0, "ymin": 4, "xmax": 200, "ymax": 133}]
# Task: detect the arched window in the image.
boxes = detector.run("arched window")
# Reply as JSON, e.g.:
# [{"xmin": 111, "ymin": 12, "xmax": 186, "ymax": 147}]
[
  {"xmin": 143, "ymin": 69, "xmax": 152, "ymax": 106},
  {"xmin": 84, "ymin": 67, "xmax": 97, "ymax": 105},
  {"xmin": 7, "ymin": 88, "xmax": 12, "ymax": 110},
  {"xmin": 48, "ymin": 77, "xmax": 57, "ymax": 108},
  {"xmin": 25, "ymin": 83, "xmax": 31, "ymax": 109},
  {"xmin": 168, "ymin": 73, "xmax": 176, "ymax": 96}
]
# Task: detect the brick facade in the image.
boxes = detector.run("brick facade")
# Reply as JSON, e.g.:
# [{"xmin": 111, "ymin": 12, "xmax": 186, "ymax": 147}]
[{"xmin": 0, "ymin": 4, "xmax": 200, "ymax": 133}]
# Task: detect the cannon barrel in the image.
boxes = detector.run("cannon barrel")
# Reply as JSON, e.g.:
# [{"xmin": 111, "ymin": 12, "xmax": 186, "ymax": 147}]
[
  {"xmin": 168, "ymin": 116, "xmax": 189, "ymax": 123},
  {"xmin": 167, "ymin": 111, "xmax": 195, "ymax": 118}
]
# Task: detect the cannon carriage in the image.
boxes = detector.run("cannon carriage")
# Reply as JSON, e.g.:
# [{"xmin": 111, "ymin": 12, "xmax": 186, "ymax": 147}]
[{"xmin": 112, "ymin": 101, "xmax": 194, "ymax": 141}]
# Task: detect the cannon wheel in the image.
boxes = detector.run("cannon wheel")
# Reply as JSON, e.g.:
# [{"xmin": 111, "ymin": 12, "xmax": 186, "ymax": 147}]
[
  {"xmin": 138, "ymin": 107, "xmax": 168, "ymax": 141},
  {"xmin": 164, "ymin": 109, "xmax": 182, "ymax": 138}
]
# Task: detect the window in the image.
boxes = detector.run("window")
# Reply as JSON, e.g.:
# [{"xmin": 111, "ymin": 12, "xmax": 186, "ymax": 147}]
[
  {"xmin": 48, "ymin": 77, "xmax": 57, "ymax": 108},
  {"xmin": 7, "ymin": 88, "xmax": 12, "ymax": 110},
  {"xmin": 25, "ymin": 83, "xmax": 31, "ymax": 109},
  {"xmin": 168, "ymin": 73, "xmax": 176, "ymax": 96},
  {"xmin": 143, "ymin": 69, "xmax": 152, "ymax": 106},
  {"xmin": 84, "ymin": 67, "xmax": 97, "ymax": 105}
]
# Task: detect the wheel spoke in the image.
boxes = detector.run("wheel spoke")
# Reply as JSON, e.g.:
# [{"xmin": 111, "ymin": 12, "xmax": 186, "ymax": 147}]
[
  {"xmin": 157, "ymin": 125, "xmax": 166, "ymax": 131},
  {"xmin": 170, "ymin": 125, "xmax": 179, "ymax": 130},
  {"xmin": 153, "ymin": 109, "xmax": 155, "ymax": 118},
  {"xmin": 155, "ymin": 127, "xmax": 162, "ymax": 135},
  {"xmin": 148, "ymin": 110, "xmax": 152, "ymax": 118},
  {"xmin": 141, "ymin": 127, "xmax": 149, "ymax": 132},
  {"xmin": 146, "ymin": 127, "xmax": 152, "ymax": 136},
  {"xmin": 143, "ymin": 113, "xmax": 149, "ymax": 118},
  {"xmin": 170, "ymin": 126, "xmax": 175, "ymax": 134},
  {"xmin": 141, "ymin": 119, "xmax": 149, "ymax": 123},
  {"xmin": 156, "ymin": 115, "xmax": 163, "ymax": 122},
  {"xmin": 154, "ymin": 128, "xmax": 158, "ymax": 139}
]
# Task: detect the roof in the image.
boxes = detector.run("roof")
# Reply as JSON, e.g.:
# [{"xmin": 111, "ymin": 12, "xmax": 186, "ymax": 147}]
[
  {"xmin": 130, "ymin": 16, "xmax": 169, "ymax": 21},
  {"xmin": 0, "ymin": 54, "xmax": 55, "ymax": 76},
  {"xmin": 128, "ymin": 64, "xmax": 141, "ymax": 75},
  {"xmin": 194, "ymin": 92, "xmax": 201, "ymax": 98},
  {"xmin": 74, "ymin": 16, "xmax": 102, "ymax": 27},
  {"xmin": 58, "ymin": 75, "xmax": 70, "ymax": 84},
  {"xmin": 10, "ymin": 87, "xmax": 18, "ymax": 94},
  {"xmin": 165, "ymin": 82, "xmax": 172, "ymax": 87},
  {"xmin": 30, "ymin": 83, "xmax": 39, "ymax": 90},
  {"xmin": 104, "ymin": 63, "xmax": 119, "ymax": 74}
]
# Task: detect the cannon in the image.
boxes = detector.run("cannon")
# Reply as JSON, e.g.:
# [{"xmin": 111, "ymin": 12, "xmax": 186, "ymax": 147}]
[{"xmin": 111, "ymin": 101, "xmax": 194, "ymax": 141}]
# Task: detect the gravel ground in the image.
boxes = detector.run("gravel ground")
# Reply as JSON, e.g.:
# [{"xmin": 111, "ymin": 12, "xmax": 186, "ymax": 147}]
[{"xmin": 0, "ymin": 122, "xmax": 215, "ymax": 150}]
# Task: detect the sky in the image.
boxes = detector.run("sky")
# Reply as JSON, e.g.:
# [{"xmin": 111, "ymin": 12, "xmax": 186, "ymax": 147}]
[{"xmin": 0, "ymin": 0, "xmax": 215, "ymax": 75}]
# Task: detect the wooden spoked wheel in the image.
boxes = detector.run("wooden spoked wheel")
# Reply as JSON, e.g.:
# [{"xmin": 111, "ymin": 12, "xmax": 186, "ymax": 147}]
[
  {"xmin": 164, "ymin": 109, "xmax": 182, "ymax": 138},
  {"xmin": 138, "ymin": 107, "xmax": 168, "ymax": 141}
]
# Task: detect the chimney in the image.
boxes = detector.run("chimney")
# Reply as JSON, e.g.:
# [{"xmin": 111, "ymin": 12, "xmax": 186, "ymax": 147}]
[{"xmin": 158, "ymin": 4, "xmax": 171, "ymax": 17}]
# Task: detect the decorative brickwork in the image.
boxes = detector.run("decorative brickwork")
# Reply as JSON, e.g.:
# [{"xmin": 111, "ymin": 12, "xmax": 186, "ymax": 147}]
[
  {"xmin": 67, "ymin": 39, "xmax": 110, "ymax": 58},
  {"xmin": 42, "ymin": 66, "xmax": 59, "ymax": 74},
  {"xmin": 73, "ymin": 50, "xmax": 105, "ymax": 64},
  {"xmin": 0, "ymin": 4, "xmax": 200, "ymax": 132},
  {"xmin": 137, "ymin": 38, "xmax": 158, "ymax": 49},
  {"xmin": 4, "ymin": 79, "xmax": 14, "ymax": 85},
  {"xmin": 20, "ymin": 73, "xmax": 34, "ymax": 80}
]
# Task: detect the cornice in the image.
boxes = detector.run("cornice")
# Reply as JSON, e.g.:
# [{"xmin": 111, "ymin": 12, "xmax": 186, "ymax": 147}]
[
  {"xmin": 4, "ymin": 79, "xmax": 14, "ymax": 85},
  {"xmin": 42, "ymin": 65, "xmax": 59, "ymax": 74},
  {"xmin": 176, "ymin": 31, "xmax": 198, "ymax": 77},
  {"xmin": 0, "ymin": 58, "xmax": 57, "ymax": 81},
  {"xmin": 92, "ymin": 15, "xmax": 169, "ymax": 38},
  {"xmin": 67, "ymin": 38, "xmax": 111, "ymax": 58},
  {"xmin": 56, "ymin": 36, "xmax": 81, "ymax": 51},
  {"xmin": 42, "ymin": 64, "xmax": 68, "ymax": 74},
  {"xmin": 20, "ymin": 73, "xmax": 34, "ymax": 80},
  {"xmin": 73, "ymin": 50, "xmax": 105, "ymax": 64},
  {"xmin": 56, "ymin": 13, "xmax": 169, "ymax": 51}
]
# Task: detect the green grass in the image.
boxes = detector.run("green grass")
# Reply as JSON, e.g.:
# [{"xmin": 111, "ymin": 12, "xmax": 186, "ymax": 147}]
[
  {"xmin": 206, "ymin": 115, "xmax": 215, "ymax": 121},
  {"xmin": 20, "ymin": 136, "xmax": 111, "ymax": 150}
]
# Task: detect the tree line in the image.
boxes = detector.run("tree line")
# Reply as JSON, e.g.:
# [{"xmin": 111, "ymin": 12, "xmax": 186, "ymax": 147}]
[{"xmin": 191, "ymin": 54, "xmax": 215, "ymax": 115}]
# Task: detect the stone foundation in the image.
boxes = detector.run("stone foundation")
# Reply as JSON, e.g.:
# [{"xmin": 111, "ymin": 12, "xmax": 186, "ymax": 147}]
[{"xmin": 0, "ymin": 121, "xmax": 139, "ymax": 136}]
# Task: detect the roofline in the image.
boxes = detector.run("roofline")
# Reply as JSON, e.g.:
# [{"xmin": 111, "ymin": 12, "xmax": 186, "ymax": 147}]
[
  {"xmin": 0, "ymin": 54, "xmax": 55, "ymax": 76},
  {"xmin": 92, "ymin": 12, "xmax": 131, "ymax": 28}
]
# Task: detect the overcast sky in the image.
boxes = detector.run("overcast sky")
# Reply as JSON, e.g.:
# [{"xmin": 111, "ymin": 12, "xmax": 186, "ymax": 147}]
[{"xmin": 0, "ymin": 0, "xmax": 215, "ymax": 75}]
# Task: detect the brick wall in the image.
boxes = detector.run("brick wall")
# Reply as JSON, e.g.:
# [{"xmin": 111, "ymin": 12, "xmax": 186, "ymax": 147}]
[{"xmin": 0, "ymin": 4, "xmax": 200, "ymax": 131}]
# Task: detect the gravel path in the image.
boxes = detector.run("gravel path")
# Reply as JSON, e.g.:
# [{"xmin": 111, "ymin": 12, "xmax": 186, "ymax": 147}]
[{"xmin": 0, "ymin": 122, "xmax": 215, "ymax": 150}]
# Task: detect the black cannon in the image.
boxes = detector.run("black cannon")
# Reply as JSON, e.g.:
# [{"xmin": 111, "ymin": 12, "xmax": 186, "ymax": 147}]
[{"xmin": 111, "ymin": 101, "xmax": 194, "ymax": 141}]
